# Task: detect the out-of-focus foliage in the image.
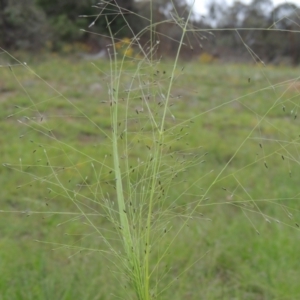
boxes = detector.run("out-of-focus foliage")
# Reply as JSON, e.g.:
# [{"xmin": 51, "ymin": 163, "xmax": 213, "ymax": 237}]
[
  {"xmin": 0, "ymin": 0, "xmax": 299, "ymax": 64},
  {"xmin": 35, "ymin": 0, "xmax": 138, "ymax": 50},
  {"xmin": 0, "ymin": 0, "xmax": 48, "ymax": 50},
  {"xmin": 205, "ymin": 0, "xmax": 300, "ymax": 64}
]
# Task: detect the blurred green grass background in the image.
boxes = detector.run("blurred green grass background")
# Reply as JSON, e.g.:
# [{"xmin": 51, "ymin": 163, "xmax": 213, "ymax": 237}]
[{"xmin": 1, "ymin": 55, "xmax": 300, "ymax": 299}]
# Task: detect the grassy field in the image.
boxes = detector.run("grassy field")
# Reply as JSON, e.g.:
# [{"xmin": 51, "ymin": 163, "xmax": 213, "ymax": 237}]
[{"xmin": 1, "ymin": 53, "xmax": 300, "ymax": 299}]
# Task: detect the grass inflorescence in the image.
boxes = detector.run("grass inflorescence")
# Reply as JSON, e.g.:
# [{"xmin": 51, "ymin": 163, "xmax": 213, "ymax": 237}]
[{"xmin": 2, "ymin": 1, "xmax": 300, "ymax": 299}]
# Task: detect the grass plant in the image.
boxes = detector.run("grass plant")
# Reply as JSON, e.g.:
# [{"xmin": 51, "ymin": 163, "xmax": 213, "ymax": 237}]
[{"xmin": 2, "ymin": 1, "xmax": 300, "ymax": 299}]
